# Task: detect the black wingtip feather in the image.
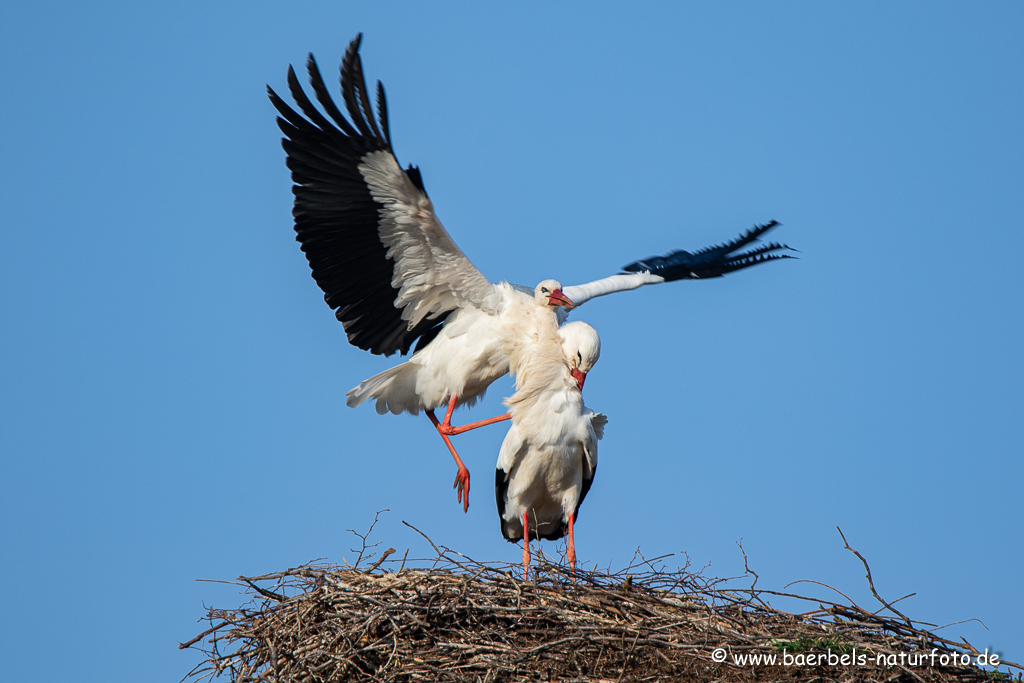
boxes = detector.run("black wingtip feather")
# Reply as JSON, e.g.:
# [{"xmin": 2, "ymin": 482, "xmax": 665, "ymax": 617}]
[
  {"xmin": 376, "ymin": 81, "xmax": 391, "ymax": 148},
  {"xmin": 340, "ymin": 38, "xmax": 379, "ymax": 140},
  {"xmin": 306, "ymin": 54, "xmax": 358, "ymax": 138},
  {"xmin": 268, "ymin": 34, "xmax": 443, "ymax": 357},
  {"xmin": 622, "ymin": 221, "xmax": 795, "ymax": 281}
]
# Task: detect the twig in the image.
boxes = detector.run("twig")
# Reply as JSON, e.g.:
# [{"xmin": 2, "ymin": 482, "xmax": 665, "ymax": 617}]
[
  {"xmin": 241, "ymin": 578, "xmax": 284, "ymax": 602},
  {"xmin": 783, "ymin": 578, "xmax": 861, "ymax": 609},
  {"xmin": 402, "ymin": 520, "xmax": 441, "ymax": 555},
  {"xmin": 836, "ymin": 526, "xmax": 912, "ymax": 625},
  {"xmin": 178, "ymin": 621, "xmax": 228, "ymax": 650},
  {"xmin": 616, "ymin": 632, "xmax": 642, "ymax": 683},
  {"xmin": 348, "ymin": 509, "xmax": 389, "ymax": 568},
  {"xmin": 366, "ymin": 548, "xmax": 396, "ymax": 573}
]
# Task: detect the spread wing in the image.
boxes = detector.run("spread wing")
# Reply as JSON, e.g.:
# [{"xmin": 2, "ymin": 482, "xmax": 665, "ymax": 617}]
[
  {"xmin": 561, "ymin": 221, "xmax": 795, "ymax": 309},
  {"xmin": 268, "ymin": 34, "xmax": 494, "ymax": 356}
]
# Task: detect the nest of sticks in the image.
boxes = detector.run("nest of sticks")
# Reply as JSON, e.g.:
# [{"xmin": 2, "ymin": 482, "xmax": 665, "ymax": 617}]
[{"xmin": 181, "ymin": 523, "xmax": 1019, "ymax": 683}]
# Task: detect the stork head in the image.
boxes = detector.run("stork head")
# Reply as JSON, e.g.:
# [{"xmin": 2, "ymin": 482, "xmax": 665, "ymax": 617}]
[
  {"xmin": 534, "ymin": 279, "xmax": 575, "ymax": 309},
  {"xmin": 559, "ymin": 321, "xmax": 601, "ymax": 391}
]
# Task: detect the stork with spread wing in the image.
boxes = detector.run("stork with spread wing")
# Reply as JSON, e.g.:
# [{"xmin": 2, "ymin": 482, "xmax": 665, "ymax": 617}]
[{"xmin": 267, "ymin": 34, "xmax": 793, "ymax": 511}]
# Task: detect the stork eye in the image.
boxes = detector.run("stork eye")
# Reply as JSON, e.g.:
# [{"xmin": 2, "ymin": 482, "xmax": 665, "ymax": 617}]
[
  {"xmin": 541, "ymin": 287, "xmax": 549, "ymax": 293},
  {"xmin": 576, "ymin": 351, "xmax": 582, "ymax": 364}
]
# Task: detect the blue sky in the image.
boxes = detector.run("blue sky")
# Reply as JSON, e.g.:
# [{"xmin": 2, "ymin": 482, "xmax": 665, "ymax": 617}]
[{"xmin": 2, "ymin": 2, "xmax": 1022, "ymax": 679}]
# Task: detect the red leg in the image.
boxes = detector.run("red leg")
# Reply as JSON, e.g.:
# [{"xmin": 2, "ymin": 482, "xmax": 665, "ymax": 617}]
[
  {"xmin": 426, "ymin": 410, "xmax": 470, "ymax": 513},
  {"xmin": 438, "ymin": 394, "xmax": 511, "ymax": 436},
  {"xmin": 522, "ymin": 511, "xmax": 531, "ymax": 580},
  {"xmin": 566, "ymin": 512, "xmax": 577, "ymax": 578}
]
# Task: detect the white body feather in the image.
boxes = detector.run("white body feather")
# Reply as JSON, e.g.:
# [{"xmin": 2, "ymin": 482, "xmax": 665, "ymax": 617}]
[
  {"xmin": 346, "ymin": 283, "xmax": 552, "ymax": 414},
  {"xmin": 496, "ymin": 320, "xmax": 607, "ymax": 542}
]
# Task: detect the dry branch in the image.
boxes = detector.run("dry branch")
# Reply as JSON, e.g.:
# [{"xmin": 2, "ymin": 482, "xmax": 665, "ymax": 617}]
[{"xmin": 181, "ymin": 534, "xmax": 1019, "ymax": 683}]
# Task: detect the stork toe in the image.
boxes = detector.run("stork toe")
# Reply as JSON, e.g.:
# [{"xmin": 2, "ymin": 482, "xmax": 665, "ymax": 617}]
[{"xmin": 453, "ymin": 466, "xmax": 470, "ymax": 512}]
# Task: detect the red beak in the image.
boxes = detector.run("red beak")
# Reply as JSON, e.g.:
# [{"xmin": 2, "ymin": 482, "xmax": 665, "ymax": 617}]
[
  {"xmin": 548, "ymin": 289, "xmax": 575, "ymax": 309},
  {"xmin": 570, "ymin": 367, "xmax": 587, "ymax": 391}
]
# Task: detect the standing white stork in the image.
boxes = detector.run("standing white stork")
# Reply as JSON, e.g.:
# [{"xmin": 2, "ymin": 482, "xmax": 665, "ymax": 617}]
[
  {"xmin": 267, "ymin": 34, "xmax": 793, "ymax": 510},
  {"xmin": 496, "ymin": 321, "xmax": 606, "ymax": 578}
]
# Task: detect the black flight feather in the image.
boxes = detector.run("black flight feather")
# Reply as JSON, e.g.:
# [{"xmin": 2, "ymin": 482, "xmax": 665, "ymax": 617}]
[
  {"xmin": 622, "ymin": 220, "xmax": 796, "ymax": 281},
  {"xmin": 269, "ymin": 34, "xmax": 454, "ymax": 356},
  {"xmin": 495, "ymin": 468, "xmax": 514, "ymax": 542},
  {"xmin": 306, "ymin": 55, "xmax": 359, "ymax": 139},
  {"xmin": 375, "ymin": 81, "xmax": 391, "ymax": 148}
]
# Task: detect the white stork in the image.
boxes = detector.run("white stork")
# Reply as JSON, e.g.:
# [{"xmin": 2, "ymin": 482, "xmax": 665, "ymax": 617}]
[
  {"xmin": 496, "ymin": 321, "xmax": 606, "ymax": 578},
  {"xmin": 267, "ymin": 34, "xmax": 793, "ymax": 510}
]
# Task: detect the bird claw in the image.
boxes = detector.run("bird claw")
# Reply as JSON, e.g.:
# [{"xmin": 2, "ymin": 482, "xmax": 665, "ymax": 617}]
[{"xmin": 453, "ymin": 466, "xmax": 470, "ymax": 512}]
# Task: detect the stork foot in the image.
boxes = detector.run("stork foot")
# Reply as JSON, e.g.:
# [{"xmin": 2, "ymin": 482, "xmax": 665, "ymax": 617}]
[
  {"xmin": 453, "ymin": 465, "xmax": 470, "ymax": 513},
  {"xmin": 426, "ymin": 409, "xmax": 471, "ymax": 512}
]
